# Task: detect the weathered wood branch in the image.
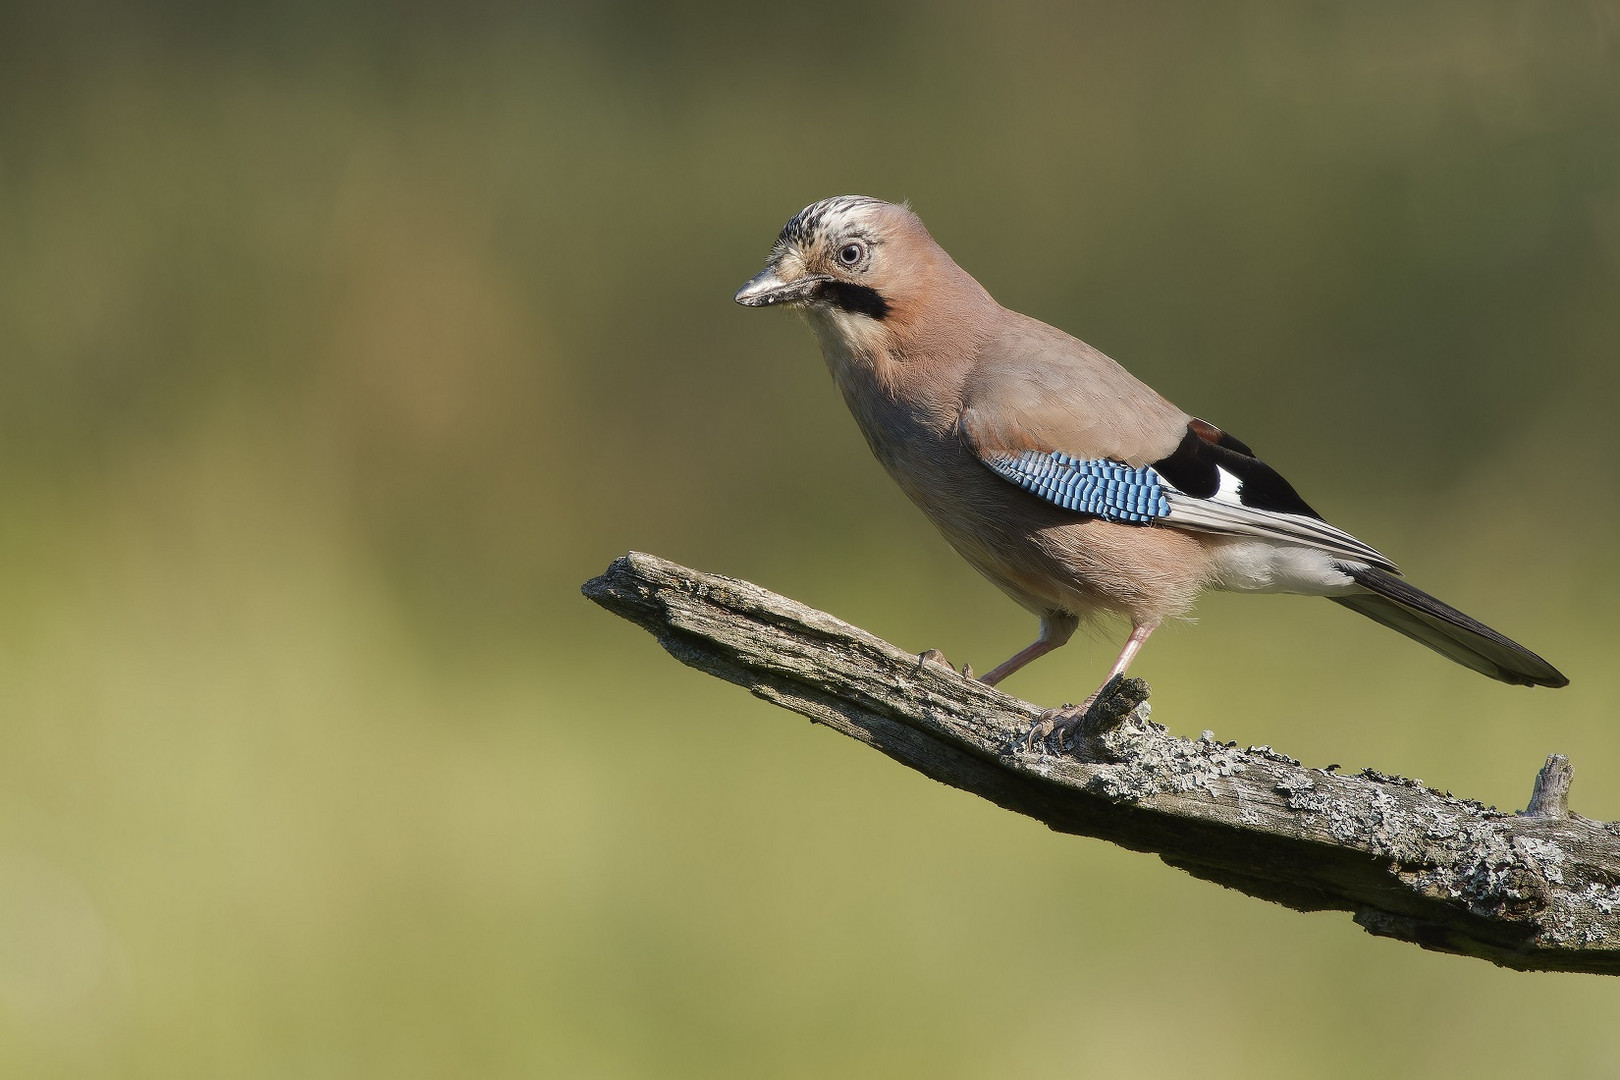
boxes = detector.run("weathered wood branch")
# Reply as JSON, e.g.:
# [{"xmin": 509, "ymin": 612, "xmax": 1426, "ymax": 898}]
[{"xmin": 584, "ymin": 551, "xmax": 1620, "ymax": 974}]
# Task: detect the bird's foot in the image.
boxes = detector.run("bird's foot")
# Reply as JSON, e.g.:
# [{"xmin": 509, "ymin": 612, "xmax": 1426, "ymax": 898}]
[
  {"xmin": 1023, "ymin": 676, "xmax": 1152, "ymax": 754},
  {"xmin": 1025, "ymin": 699, "xmax": 1095, "ymax": 753},
  {"xmin": 917, "ymin": 649, "xmax": 976, "ymax": 679}
]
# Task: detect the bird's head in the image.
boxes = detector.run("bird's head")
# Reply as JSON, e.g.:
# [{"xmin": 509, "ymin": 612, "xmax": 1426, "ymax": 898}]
[
  {"xmin": 741, "ymin": 193, "xmax": 956, "ymax": 317},
  {"xmin": 735, "ymin": 195, "xmax": 997, "ymax": 366},
  {"xmin": 734, "ymin": 195, "xmax": 914, "ymax": 315}
]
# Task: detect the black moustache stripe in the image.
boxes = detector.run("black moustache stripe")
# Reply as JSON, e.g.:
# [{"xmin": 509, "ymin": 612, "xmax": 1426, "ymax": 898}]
[{"xmin": 818, "ymin": 281, "xmax": 890, "ymax": 320}]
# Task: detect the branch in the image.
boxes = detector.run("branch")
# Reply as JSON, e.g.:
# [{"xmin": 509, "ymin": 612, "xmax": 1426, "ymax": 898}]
[{"xmin": 583, "ymin": 551, "xmax": 1620, "ymax": 974}]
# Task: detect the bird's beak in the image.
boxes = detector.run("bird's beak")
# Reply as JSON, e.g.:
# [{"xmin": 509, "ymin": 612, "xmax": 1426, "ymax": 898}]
[{"xmin": 734, "ymin": 266, "xmax": 830, "ymax": 308}]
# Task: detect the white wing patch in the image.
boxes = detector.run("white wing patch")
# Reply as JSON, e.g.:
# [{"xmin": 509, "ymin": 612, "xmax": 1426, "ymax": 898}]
[{"xmin": 1159, "ymin": 468, "xmax": 1397, "ymax": 572}]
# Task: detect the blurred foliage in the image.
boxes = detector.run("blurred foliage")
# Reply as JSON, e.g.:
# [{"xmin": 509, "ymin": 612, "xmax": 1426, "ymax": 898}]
[{"xmin": 0, "ymin": 0, "xmax": 1618, "ymax": 1075}]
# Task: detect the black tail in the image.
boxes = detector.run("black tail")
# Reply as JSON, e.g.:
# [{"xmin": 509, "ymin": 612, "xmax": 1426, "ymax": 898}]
[{"xmin": 1329, "ymin": 564, "xmax": 1568, "ymax": 688}]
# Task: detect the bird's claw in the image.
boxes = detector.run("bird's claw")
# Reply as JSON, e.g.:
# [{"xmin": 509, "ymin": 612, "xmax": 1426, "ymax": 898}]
[
  {"xmin": 1024, "ymin": 702, "xmax": 1090, "ymax": 752},
  {"xmin": 1022, "ymin": 675, "xmax": 1149, "ymax": 754}
]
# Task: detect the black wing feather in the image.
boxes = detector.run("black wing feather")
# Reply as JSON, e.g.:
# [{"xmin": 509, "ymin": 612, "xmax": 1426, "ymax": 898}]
[{"xmin": 1149, "ymin": 425, "xmax": 1322, "ymax": 519}]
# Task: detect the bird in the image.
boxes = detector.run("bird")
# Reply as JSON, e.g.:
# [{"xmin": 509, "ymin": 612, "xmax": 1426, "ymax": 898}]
[{"xmin": 734, "ymin": 195, "xmax": 1566, "ymax": 743}]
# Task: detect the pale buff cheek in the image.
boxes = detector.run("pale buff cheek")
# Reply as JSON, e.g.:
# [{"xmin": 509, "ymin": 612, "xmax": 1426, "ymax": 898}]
[{"xmin": 806, "ymin": 307, "xmax": 889, "ymax": 372}]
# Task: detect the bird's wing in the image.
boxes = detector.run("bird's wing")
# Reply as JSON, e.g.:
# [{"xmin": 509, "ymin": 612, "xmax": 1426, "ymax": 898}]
[
  {"xmin": 959, "ymin": 324, "xmax": 1396, "ymax": 571},
  {"xmin": 957, "ymin": 315, "xmax": 1194, "ymax": 468}
]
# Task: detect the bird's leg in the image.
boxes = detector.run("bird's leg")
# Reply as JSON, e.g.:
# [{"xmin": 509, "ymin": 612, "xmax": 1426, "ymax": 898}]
[
  {"xmin": 1027, "ymin": 620, "xmax": 1159, "ymax": 751},
  {"xmin": 979, "ymin": 613, "xmax": 1079, "ymax": 687}
]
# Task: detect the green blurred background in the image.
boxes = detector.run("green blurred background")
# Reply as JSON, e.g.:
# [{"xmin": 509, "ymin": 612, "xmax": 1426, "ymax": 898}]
[{"xmin": 1, "ymin": 1, "xmax": 1618, "ymax": 1075}]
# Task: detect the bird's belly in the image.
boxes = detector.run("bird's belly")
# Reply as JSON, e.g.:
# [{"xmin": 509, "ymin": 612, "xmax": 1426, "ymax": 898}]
[{"xmin": 888, "ymin": 453, "xmax": 1215, "ymax": 624}]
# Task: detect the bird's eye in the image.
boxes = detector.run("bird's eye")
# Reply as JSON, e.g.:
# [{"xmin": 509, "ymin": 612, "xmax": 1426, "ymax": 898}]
[{"xmin": 837, "ymin": 242, "xmax": 865, "ymax": 266}]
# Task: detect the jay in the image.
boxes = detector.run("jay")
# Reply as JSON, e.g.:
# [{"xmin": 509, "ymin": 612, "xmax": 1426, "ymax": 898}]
[{"xmin": 735, "ymin": 196, "xmax": 1566, "ymax": 740}]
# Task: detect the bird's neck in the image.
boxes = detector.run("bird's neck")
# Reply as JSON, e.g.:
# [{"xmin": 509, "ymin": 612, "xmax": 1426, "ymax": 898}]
[
  {"xmin": 810, "ymin": 260, "xmax": 997, "ymax": 389},
  {"xmin": 808, "ymin": 314, "xmax": 989, "ymax": 460}
]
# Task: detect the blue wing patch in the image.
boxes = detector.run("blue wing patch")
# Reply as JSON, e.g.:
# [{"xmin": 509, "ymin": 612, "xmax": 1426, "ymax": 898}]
[{"xmin": 982, "ymin": 451, "xmax": 1169, "ymax": 524}]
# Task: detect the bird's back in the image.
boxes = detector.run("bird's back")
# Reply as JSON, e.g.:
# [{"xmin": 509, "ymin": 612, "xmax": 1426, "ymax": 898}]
[{"xmin": 962, "ymin": 310, "xmax": 1191, "ymax": 468}]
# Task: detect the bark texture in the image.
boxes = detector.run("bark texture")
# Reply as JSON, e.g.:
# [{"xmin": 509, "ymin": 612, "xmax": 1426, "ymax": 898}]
[{"xmin": 584, "ymin": 551, "xmax": 1620, "ymax": 974}]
